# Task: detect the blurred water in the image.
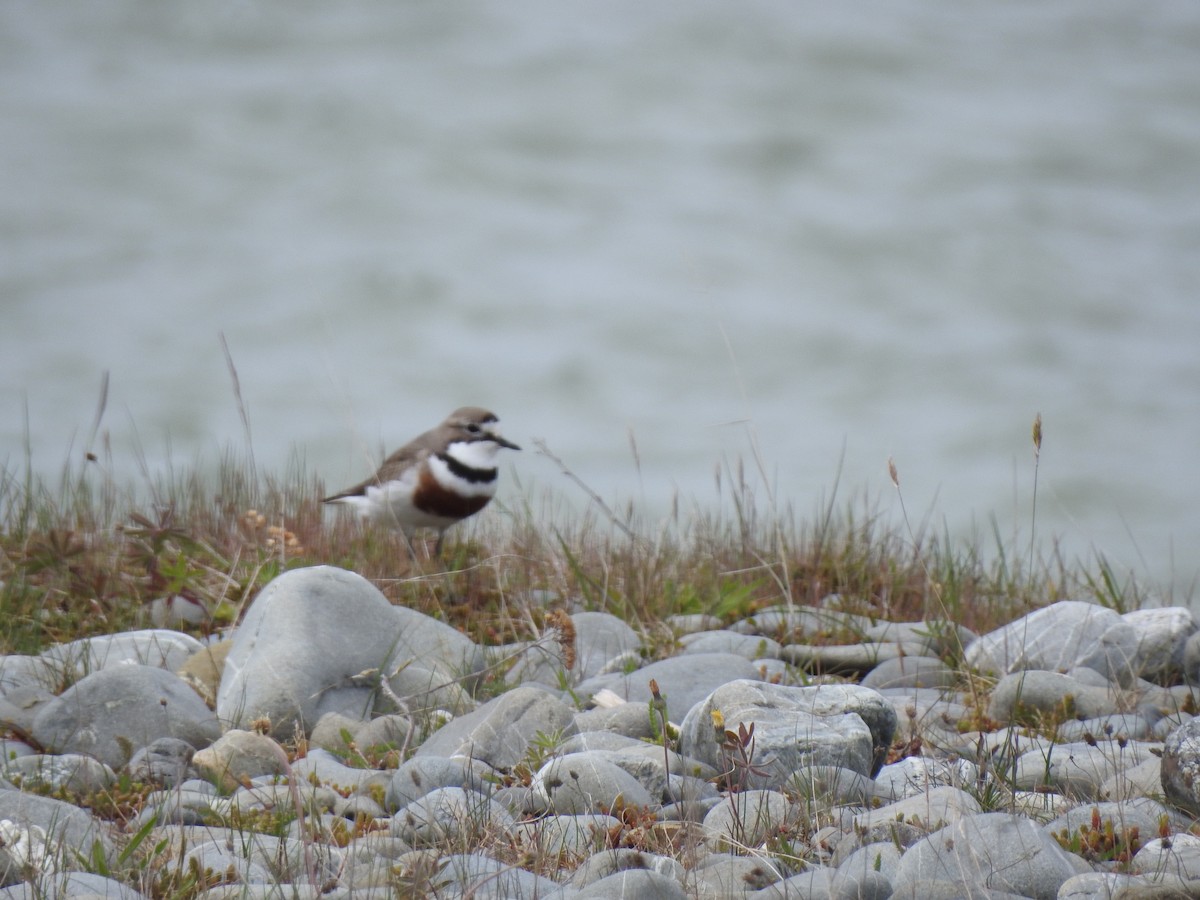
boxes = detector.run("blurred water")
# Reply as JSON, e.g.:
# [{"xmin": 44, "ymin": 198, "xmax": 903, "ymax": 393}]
[{"xmin": 3, "ymin": 2, "xmax": 1199, "ymax": 597}]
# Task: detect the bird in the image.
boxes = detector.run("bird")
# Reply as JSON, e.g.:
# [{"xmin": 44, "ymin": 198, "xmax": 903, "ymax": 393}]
[{"xmin": 322, "ymin": 407, "xmax": 520, "ymax": 555}]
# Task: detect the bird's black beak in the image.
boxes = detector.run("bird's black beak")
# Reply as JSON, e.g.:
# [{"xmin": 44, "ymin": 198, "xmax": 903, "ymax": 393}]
[{"xmin": 491, "ymin": 433, "xmax": 521, "ymax": 451}]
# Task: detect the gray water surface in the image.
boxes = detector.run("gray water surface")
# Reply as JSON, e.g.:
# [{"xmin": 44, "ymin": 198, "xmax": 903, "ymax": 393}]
[{"xmin": 3, "ymin": 2, "xmax": 1199, "ymax": 596}]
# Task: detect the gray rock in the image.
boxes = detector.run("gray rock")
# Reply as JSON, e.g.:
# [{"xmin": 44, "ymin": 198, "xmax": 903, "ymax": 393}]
[
  {"xmin": 576, "ymin": 869, "xmax": 685, "ymax": 899},
  {"xmin": 891, "ymin": 812, "xmax": 1090, "ymax": 899},
  {"xmin": 31, "ymin": 664, "xmax": 220, "ymax": 768},
  {"xmin": 691, "ymin": 853, "xmax": 790, "ymax": 895},
  {"xmin": 1014, "ymin": 739, "xmax": 1159, "ymax": 798},
  {"xmin": 0, "ymin": 872, "xmax": 150, "ymax": 900},
  {"xmin": 128, "ymin": 737, "xmax": 196, "ymax": 787},
  {"xmin": 0, "ymin": 655, "xmax": 50, "ymax": 693},
  {"xmin": 0, "ymin": 753, "xmax": 115, "ymax": 794},
  {"xmin": 573, "ymin": 699, "xmax": 661, "ymax": 741},
  {"xmin": 862, "ymin": 654, "xmax": 956, "ymax": 690},
  {"xmin": 391, "ymin": 786, "xmax": 515, "ymax": 845},
  {"xmin": 183, "ymin": 841, "xmax": 273, "ymax": 884},
  {"xmin": 39, "ymin": 629, "xmax": 205, "ymax": 680},
  {"xmin": 965, "ymin": 600, "xmax": 1140, "ymax": 685},
  {"xmin": 412, "ymin": 851, "xmax": 570, "ymax": 899},
  {"xmin": 531, "ymin": 751, "xmax": 655, "ymax": 814},
  {"xmin": 1100, "ymin": 755, "xmax": 1164, "ymax": 802},
  {"xmin": 1056, "ymin": 872, "xmax": 1160, "ymax": 898},
  {"xmin": 569, "ymin": 848, "xmax": 685, "ymax": 888},
  {"xmin": 571, "ymin": 612, "xmax": 643, "ymax": 679},
  {"xmin": 1132, "ymin": 832, "xmax": 1200, "ymax": 880},
  {"xmin": 678, "ymin": 630, "xmax": 783, "ymax": 661},
  {"xmin": 702, "ymin": 789, "xmax": 792, "ymax": 850},
  {"xmin": 509, "ymin": 813, "xmax": 618, "ymax": 858},
  {"xmin": 792, "ymin": 765, "xmax": 881, "ymax": 805},
  {"xmin": 385, "ymin": 755, "xmax": 498, "ymax": 811},
  {"xmin": 836, "ymin": 840, "xmax": 904, "ymax": 885},
  {"xmin": 1124, "ymin": 606, "xmax": 1196, "ymax": 680},
  {"xmin": 749, "ymin": 868, "xmax": 891, "ymax": 900},
  {"xmin": 0, "ymin": 684, "xmax": 56, "ymax": 737},
  {"xmin": 677, "ymin": 680, "xmax": 897, "ymax": 788},
  {"xmin": 1162, "ymin": 716, "xmax": 1200, "ymax": 815},
  {"xmin": 666, "ymin": 614, "xmax": 723, "ymax": 635},
  {"xmin": 289, "ymin": 748, "xmax": 391, "ymax": 795},
  {"xmin": 576, "ymin": 653, "xmax": 762, "ymax": 723},
  {"xmin": 780, "ymin": 641, "xmax": 905, "ymax": 674},
  {"xmin": 354, "ymin": 713, "xmax": 414, "ymax": 750},
  {"xmin": 888, "ymin": 882, "xmax": 1033, "ymax": 900},
  {"xmin": 1058, "ymin": 713, "xmax": 1153, "ymax": 742},
  {"xmin": 190, "ymin": 729, "xmax": 288, "ymax": 790},
  {"xmin": 0, "ymin": 792, "xmax": 115, "ymax": 870},
  {"xmin": 414, "ymin": 684, "xmax": 576, "ymax": 770},
  {"xmin": 217, "ymin": 566, "xmax": 484, "ymax": 737},
  {"xmin": 855, "ymin": 784, "xmax": 981, "ymax": 836},
  {"xmin": 874, "ymin": 756, "xmax": 980, "ymax": 799},
  {"xmin": 987, "ymin": 669, "xmax": 1121, "ymax": 723}
]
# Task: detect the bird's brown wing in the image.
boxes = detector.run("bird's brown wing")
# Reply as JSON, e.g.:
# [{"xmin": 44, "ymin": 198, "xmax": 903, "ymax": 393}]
[{"xmin": 322, "ymin": 430, "xmax": 441, "ymax": 502}]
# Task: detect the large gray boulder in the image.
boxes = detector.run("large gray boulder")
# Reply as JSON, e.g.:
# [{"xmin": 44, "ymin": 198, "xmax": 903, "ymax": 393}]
[
  {"xmin": 30, "ymin": 665, "xmax": 220, "ymax": 768},
  {"xmin": 577, "ymin": 653, "xmax": 762, "ymax": 723},
  {"xmin": 217, "ymin": 566, "xmax": 485, "ymax": 737},
  {"xmin": 414, "ymin": 684, "xmax": 577, "ymax": 770},
  {"xmin": 965, "ymin": 600, "xmax": 1139, "ymax": 684},
  {"xmin": 677, "ymin": 680, "xmax": 896, "ymax": 788},
  {"xmin": 892, "ymin": 812, "xmax": 1089, "ymax": 899}
]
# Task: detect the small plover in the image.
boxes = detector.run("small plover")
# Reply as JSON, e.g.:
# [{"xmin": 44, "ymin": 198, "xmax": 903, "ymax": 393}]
[{"xmin": 323, "ymin": 406, "xmax": 519, "ymax": 554}]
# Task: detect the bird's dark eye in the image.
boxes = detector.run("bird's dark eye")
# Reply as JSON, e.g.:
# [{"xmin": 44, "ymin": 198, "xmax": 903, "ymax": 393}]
[{"xmin": 465, "ymin": 423, "xmax": 482, "ymax": 434}]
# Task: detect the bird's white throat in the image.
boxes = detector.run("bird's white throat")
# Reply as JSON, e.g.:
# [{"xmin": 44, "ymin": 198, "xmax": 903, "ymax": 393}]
[{"xmin": 444, "ymin": 438, "xmax": 504, "ymax": 469}]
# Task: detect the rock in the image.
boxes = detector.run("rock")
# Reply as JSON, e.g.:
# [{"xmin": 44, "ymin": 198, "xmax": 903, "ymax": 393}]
[
  {"xmin": 391, "ymin": 786, "xmax": 514, "ymax": 845},
  {"xmin": 702, "ymin": 789, "xmax": 792, "ymax": 850},
  {"xmin": 576, "ymin": 653, "xmax": 762, "ymax": 723},
  {"xmin": 530, "ymin": 751, "xmax": 655, "ymax": 815},
  {"xmin": 0, "ymin": 792, "xmax": 115, "ymax": 871},
  {"xmin": 854, "ymin": 786, "xmax": 982, "ymax": 838},
  {"xmin": 509, "ymin": 813, "xmax": 619, "ymax": 858},
  {"xmin": 31, "ymin": 664, "xmax": 220, "ymax": 768},
  {"xmin": 678, "ymin": 630, "xmax": 783, "ymax": 661},
  {"xmin": 414, "ymin": 684, "xmax": 576, "ymax": 770},
  {"xmin": 677, "ymin": 680, "xmax": 897, "ymax": 788},
  {"xmin": 128, "ymin": 737, "xmax": 196, "ymax": 787},
  {"xmin": 289, "ymin": 748, "xmax": 391, "ymax": 796},
  {"xmin": 190, "ymin": 730, "xmax": 288, "ymax": 791},
  {"xmin": 1014, "ymin": 739, "xmax": 1160, "ymax": 799},
  {"xmin": 1162, "ymin": 716, "xmax": 1200, "ymax": 815},
  {"xmin": 862, "ymin": 655, "xmax": 956, "ymax": 690},
  {"xmin": 385, "ymin": 755, "xmax": 498, "ymax": 812},
  {"xmin": 217, "ymin": 566, "xmax": 484, "ymax": 737},
  {"xmin": 892, "ymin": 812, "xmax": 1089, "ymax": 899},
  {"xmin": 1131, "ymin": 832, "xmax": 1200, "ymax": 879},
  {"xmin": 780, "ymin": 641, "xmax": 905, "ymax": 674},
  {"xmin": 1057, "ymin": 713, "xmax": 1153, "ymax": 742},
  {"xmin": 874, "ymin": 756, "xmax": 980, "ymax": 800},
  {"xmin": 965, "ymin": 600, "xmax": 1139, "ymax": 685},
  {"xmin": 39, "ymin": 630, "xmax": 205, "ymax": 680},
  {"xmin": 1, "ymin": 753, "xmax": 115, "ymax": 794},
  {"xmin": 576, "ymin": 869, "xmax": 685, "ymax": 898},
  {"xmin": 569, "ymin": 848, "xmax": 685, "ymax": 888},
  {"xmin": 408, "ymin": 851, "xmax": 569, "ymax": 899},
  {"xmin": 987, "ymin": 669, "xmax": 1121, "ymax": 723},
  {"xmin": 1124, "ymin": 606, "xmax": 1196, "ymax": 680}
]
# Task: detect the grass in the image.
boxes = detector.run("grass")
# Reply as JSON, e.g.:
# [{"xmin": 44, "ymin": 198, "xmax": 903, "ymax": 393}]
[
  {"xmin": 0, "ymin": 436, "xmax": 1154, "ymax": 661},
  {"xmin": 0, "ymin": 421, "xmax": 1184, "ymax": 894}
]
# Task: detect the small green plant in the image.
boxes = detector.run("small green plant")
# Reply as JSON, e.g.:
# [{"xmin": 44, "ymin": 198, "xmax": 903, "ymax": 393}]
[{"xmin": 1051, "ymin": 806, "xmax": 1141, "ymax": 867}]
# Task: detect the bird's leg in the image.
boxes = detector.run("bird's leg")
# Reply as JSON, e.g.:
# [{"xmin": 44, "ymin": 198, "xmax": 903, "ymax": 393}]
[{"xmin": 433, "ymin": 530, "xmax": 446, "ymax": 557}]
